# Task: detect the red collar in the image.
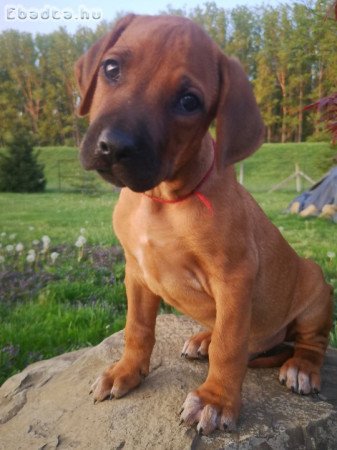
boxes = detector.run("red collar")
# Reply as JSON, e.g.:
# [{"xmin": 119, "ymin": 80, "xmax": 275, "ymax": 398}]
[{"xmin": 143, "ymin": 142, "xmax": 215, "ymax": 214}]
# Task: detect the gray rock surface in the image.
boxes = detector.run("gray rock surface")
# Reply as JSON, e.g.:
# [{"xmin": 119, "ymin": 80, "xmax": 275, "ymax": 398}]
[{"xmin": 0, "ymin": 314, "xmax": 336, "ymax": 449}]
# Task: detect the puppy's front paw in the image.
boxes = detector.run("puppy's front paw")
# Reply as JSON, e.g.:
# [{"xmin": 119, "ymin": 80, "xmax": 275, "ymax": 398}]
[
  {"xmin": 90, "ymin": 361, "xmax": 144, "ymax": 402},
  {"xmin": 181, "ymin": 331, "xmax": 211, "ymax": 359},
  {"xmin": 180, "ymin": 390, "xmax": 239, "ymax": 435}
]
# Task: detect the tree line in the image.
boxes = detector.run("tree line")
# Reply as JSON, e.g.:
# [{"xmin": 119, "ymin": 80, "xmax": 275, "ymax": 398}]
[{"xmin": 0, "ymin": 0, "xmax": 336, "ymax": 146}]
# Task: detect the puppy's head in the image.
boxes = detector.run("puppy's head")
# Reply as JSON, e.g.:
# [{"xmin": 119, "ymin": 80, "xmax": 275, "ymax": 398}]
[{"xmin": 75, "ymin": 14, "xmax": 264, "ymax": 192}]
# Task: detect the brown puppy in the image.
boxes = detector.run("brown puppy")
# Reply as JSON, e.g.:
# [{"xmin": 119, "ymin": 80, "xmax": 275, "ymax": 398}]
[{"xmin": 75, "ymin": 14, "xmax": 333, "ymax": 435}]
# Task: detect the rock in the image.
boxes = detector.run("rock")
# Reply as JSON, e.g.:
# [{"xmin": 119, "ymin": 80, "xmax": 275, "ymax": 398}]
[{"xmin": 0, "ymin": 314, "xmax": 337, "ymax": 449}]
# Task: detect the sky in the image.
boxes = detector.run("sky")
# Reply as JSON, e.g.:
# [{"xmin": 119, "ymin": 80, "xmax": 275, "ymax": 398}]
[{"xmin": 0, "ymin": 0, "xmax": 281, "ymax": 34}]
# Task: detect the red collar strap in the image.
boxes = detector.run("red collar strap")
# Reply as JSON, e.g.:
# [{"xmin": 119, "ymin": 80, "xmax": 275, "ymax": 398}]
[{"xmin": 143, "ymin": 142, "xmax": 215, "ymax": 214}]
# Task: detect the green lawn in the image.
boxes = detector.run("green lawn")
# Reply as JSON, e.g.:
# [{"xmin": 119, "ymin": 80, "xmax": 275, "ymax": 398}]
[
  {"xmin": 0, "ymin": 142, "xmax": 336, "ymax": 385},
  {"xmin": 34, "ymin": 142, "xmax": 335, "ymax": 193},
  {"xmin": 0, "ymin": 192, "xmax": 118, "ymax": 245},
  {"xmin": 239, "ymin": 141, "xmax": 335, "ymax": 191},
  {"xmin": 36, "ymin": 146, "xmax": 112, "ymax": 192}
]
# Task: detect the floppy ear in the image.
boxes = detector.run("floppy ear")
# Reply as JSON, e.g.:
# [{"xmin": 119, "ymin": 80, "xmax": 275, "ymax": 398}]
[
  {"xmin": 74, "ymin": 14, "xmax": 136, "ymax": 116},
  {"xmin": 215, "ymin": 55, "xmax": 264, "ymax": 167}
]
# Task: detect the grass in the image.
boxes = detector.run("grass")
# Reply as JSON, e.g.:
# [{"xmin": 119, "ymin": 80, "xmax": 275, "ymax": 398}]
[
  {"xmin": 0, "ymin": 142, "xmax": 336, "ymax": 385},
  {"xmin": 0, "ymin": 192, "xmax": 119, "ymax": 245},
  {"xmin": 239, "ymin": 142, "xmax": 335, "ymax": 192},
  {"xmin": 36, "ymin": 146, "xmax": 112, "ymax": 192},
  {"xmin": 33, "ymin": 142, "xmax": 336, "ymax": 193},
  {"xmin": 0, "ymin": 239, "xmax": 127, "ymax": 384}
]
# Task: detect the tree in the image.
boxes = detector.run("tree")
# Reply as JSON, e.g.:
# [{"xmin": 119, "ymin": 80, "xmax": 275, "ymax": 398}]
[
  {"xmin": 254, "ymin": 6, "xmax": 281, "ymax": 142},
  {"xmin": 304, "ymin": 0, "xmax": 337, "ymax": 149},
  {"xmin": 286, "ymin": 4, "xmax": 316, "ymax": 142},
  {"xmin": 0, "ymin": 132, "xmax": 46, "ymax": 192},
  {"xmin": 0, "ymin": 31, "xmax": 42, "ymax": 137},
  {"xmin": 0, "ymin": 60, "xmax": 30, "ymax": 146},
  {"xmin": 0, "ymin": 3, "xmax": 336, "ymax": 145},
  {"xmin": 35, "ymin": 26, "xmax": 98, "ymax": 146},
  {"xmin": 227, "ymin": 5, "xmax": 261, "ymax": 78},
  {"xmin": 254, "ymin": 50, "xmax": 279, "ymax": 142},
  {"xmin": 191, "ymin": 2, "xmax": 228, "ymax": 51}
]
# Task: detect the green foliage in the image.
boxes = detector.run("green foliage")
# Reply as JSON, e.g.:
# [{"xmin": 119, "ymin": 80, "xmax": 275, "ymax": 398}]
[
  {"xmin": 0, "ymin": 132, "xmax": 46, "ymax": 192},
  {"xmin": 0, "ymin": 241, "xmax": 126, "ymax": 384},
  {"xmin": 0, "ymin": 191, "xmax": 119, "ymax": 245},
  {"xmin": 0, "ymin": 2, "xmax": 336, "ymax": 145},
  {"xmin": 241, "ymin": 142, "xmax": 335, "ymax": 192}
]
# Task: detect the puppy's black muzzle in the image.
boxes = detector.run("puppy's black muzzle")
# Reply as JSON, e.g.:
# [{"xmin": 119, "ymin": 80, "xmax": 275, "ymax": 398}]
[
  {"xmin": 80, "ymin": 117, "xmax": 162, "ymax": 192},
  {"xmin": 96, "ymin": 129, "xmax": 139, "ymax": 166}
]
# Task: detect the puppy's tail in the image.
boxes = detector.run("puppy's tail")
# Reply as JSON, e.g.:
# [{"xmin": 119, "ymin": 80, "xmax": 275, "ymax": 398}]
[{"xmin": 248, "ymin": 344, "xmax": 294, "ymax": 368}]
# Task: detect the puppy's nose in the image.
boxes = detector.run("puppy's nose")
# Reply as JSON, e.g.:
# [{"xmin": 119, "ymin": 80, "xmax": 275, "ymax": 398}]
[{"xmin": 97, "ymin": 129, "xmax": 137, "ymax": 163}]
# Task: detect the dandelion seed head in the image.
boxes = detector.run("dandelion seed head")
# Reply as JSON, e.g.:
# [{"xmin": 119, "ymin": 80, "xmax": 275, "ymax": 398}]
[
  {"xmin": 327, "ymin": 251, "xmax": 336, "ymax": 259},
  {"xmin": 16, "ymin": 243, "xmax": 24, "ymax": 252},
  {"xmin": 50, "ymin": 252, "xmax": 59, "ymax": 263},
  {"xmin": 26, "ymin": 253, "xmax": 36, "ymax": 263},
  {"xmin": 9, "ymin": 234, "xmax": 16, "ymax": 241},
  {"xmin": 6, "ymin": 245, "xmax": 14, "ymax": 253},
  {"xmin": 0, "ymin": 255, "xmax": 5, "ymax": 264},
  {"xmin": 75, "ymin": 235, "xmax": 87, "ymax": 248},
  {"xmin": 42, "ymin": 235, "xmax": 51, "ymax": 246},
  {"xmin": 42, "ymin": 235, "xmax": 51, "ymax": 252}
]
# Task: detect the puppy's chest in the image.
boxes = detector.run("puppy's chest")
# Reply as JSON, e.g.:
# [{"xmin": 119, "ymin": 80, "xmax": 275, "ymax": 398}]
[{"xmin": 131, "ymin": 231, "xmax": 210, "ymax": 306}]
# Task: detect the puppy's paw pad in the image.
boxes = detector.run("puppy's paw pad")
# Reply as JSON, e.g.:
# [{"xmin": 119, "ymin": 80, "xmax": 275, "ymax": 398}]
[
  {"xmin": 180, "ymin": 392, "xmax": 237, "ymax": 435},
  {"xmin": 197, "ymin": 404, "xmax": 219, "ymax": 435},
  {"xmin": 279, "ymin": 357, "xmax": 321, "ymax": 394},
  {"xmin": 220, "ymin": 413, "xmax": 237, "ymax": 432},
  {"xmin": 180, "ymin": 393, "xmax": 202, "ymax": 426},
  {"xmin": 90, "ymin": 375, "xmax": 113, "ymax": 402},
  {"xmin": 181, "ymin": 332, "xmax": 211, "ymax": 359},
  {"xmin": 90, "ymin": 363, "xmax": 143, "ymax": 403}
]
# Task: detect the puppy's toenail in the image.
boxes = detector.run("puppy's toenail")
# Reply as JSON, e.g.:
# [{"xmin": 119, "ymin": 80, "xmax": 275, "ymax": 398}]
[
  {"xmin": 198, "ymin": 427, "xmax": 203, "ymax": 435},
  {"xmin": 223, "ymin": 423, "xmax": 228, "ymax": 431}
]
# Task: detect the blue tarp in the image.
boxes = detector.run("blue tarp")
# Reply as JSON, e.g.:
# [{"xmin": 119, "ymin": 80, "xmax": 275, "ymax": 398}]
[{"xmin": 288, "ymin": 166, "xmax": 337, "ymax": 222}]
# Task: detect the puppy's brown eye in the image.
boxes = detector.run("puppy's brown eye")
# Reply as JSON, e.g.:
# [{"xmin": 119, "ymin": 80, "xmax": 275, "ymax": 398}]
[
  {"xmin": 178, "ymin": 94, "xmax": 201, "ymax": 113},
  {"xmin": 103, "ymin": 59, "xmax": 120, "ymax": 82}
]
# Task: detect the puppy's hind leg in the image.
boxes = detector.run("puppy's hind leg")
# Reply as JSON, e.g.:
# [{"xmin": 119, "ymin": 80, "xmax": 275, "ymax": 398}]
[{"xmin": 279, "ymin": 261, "xmax": 333, "ymax": 395}]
